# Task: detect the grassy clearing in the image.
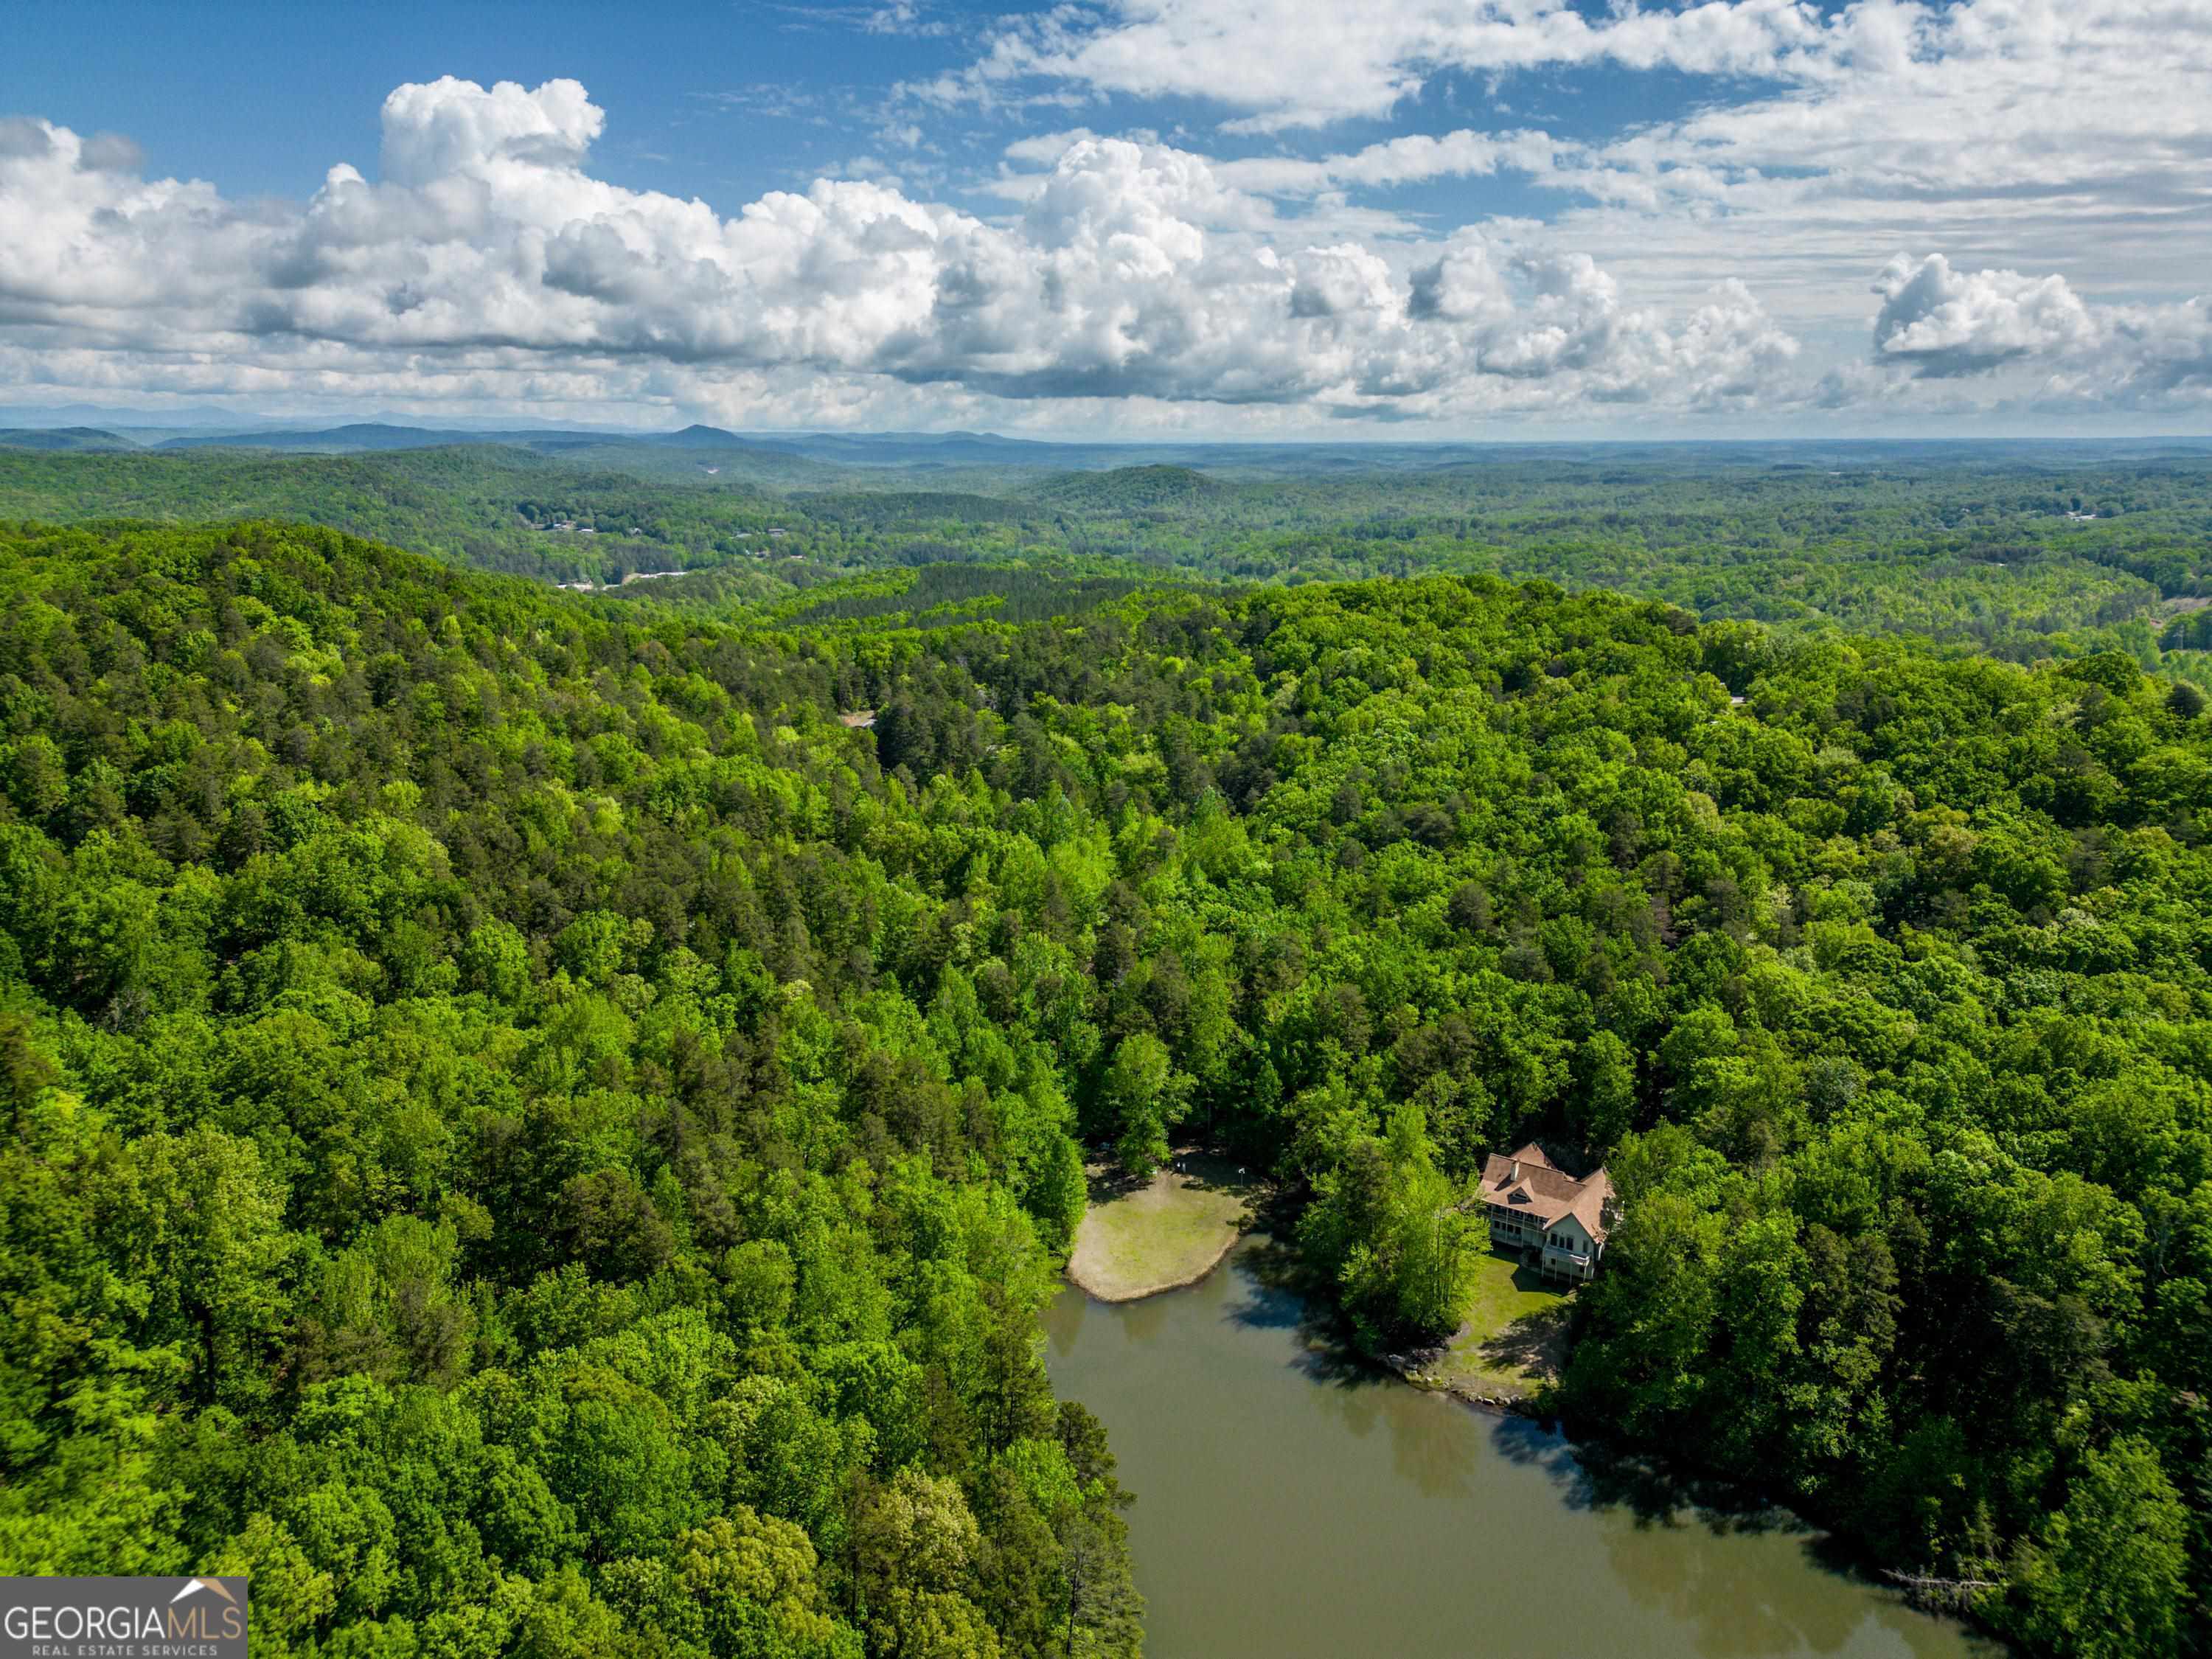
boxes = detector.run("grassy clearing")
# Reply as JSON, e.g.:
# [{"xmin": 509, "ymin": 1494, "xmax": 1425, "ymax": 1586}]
[
  {"xmin": 1407, "ymin": 1247, "xmax": 1573, "ymax": 1402},
  {"xmin": 1065, "ymin": 1150, "xmax": 1261, "ymax": 1302}
]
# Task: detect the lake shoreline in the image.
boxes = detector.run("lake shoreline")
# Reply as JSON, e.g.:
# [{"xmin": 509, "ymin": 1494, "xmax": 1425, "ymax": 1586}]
[
  {"xmin": 1380, "ymin": 1347, "xmax": 1540, "ymax": 1416},
  {"xmin": 1065, "ymin": 1231, "xmax": 1245, "ymax": 1303},
  {"xmin": 1045, "ymin": 1240, "xmax": 1986, "ymax": 1659},
  {"xmin": 1063, "ymin": 1150, "xmax": 1267, "ymax": 1302},
  {"xmin": 1378, "ymin": 1244, "xmax": 1576, "ymax": 1412},
  {"xmin": 1071, "ymin": 1189, "xmax": 1563, "ymax": 1412},
  {"xmin": 1066, "ymin": 1202, "xmax": 1994, "ymax": 1646}
]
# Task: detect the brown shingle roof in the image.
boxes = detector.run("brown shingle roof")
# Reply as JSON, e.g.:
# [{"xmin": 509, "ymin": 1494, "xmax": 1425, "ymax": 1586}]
[{"xmin": 1478, "ymin": 1144, "xmax": 1616, "ymax": 1245}]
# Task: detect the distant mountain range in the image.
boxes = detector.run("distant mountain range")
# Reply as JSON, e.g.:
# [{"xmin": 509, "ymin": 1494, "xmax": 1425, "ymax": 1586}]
[
  {"xmin": 156, "ymin": 422, "xmax": 489, "ymax": 453},
  {"xmin": 0, "ymin": 402, "xmax": 675, "ymax": 434},
  {"xmin": 0, "ymin": 418, "xmax": 1192, "ymax": 470},
  {"xmin": 7, "ymin": 415, "xmax": 2212, "ymax": 478},
  {"xmin": 0, "ymin": 427, "xmax": 134, "ymax": 451},
  {"xmin": 134, "ymin": 422, "xmax": 1083, "ymax": 465}
]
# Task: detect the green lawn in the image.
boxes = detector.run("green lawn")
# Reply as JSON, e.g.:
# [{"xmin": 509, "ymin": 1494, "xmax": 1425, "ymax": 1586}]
[
  {"xmin": 1412, "ymin": 1248, "xmax": 1573, "ymax": 1401},
  {"xmin": 1065, "ymin": 1152, "xmax": 1259, "ymax": 1301}
]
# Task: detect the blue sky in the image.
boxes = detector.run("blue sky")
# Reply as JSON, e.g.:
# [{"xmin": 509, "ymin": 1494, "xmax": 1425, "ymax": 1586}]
[
  {"xmin": 2, "ymin": 0, "xmax": 2208, "ymax": 436},
  {"xmin": 7, "ymin": 1, "xmax": 941, "ymax": 207},
  {"xmin": 4, "ymin": 2, "xmax": 1710, "ymax": 223}
]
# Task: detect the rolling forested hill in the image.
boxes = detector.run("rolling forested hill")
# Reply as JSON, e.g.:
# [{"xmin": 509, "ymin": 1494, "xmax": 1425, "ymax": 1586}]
[
  {"xmin": 0, "ymin": 516, "xmax": 2208, "ymax": 1654},
  {"xmin": 7, "ymin": 443, "xmax": 2212, "ymax": 681}
]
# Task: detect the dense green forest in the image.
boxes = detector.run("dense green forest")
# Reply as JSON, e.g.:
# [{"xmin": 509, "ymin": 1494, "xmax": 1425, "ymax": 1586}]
[
  {"xmin": 0, "ymin": 522, "xmax": 1139, "ymax": 1659},
  {"xmin": 3, "ymin": 502, "xmax": 2212, "ymax": 1656}
]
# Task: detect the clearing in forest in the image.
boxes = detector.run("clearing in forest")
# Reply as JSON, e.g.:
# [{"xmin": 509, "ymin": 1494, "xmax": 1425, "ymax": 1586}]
[{"xmin": 1065, "ymin": 1151, "xmax": 1261, "ymax": 1301}]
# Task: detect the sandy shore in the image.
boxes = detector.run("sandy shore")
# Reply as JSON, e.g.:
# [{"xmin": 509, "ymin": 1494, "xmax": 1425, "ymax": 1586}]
[{"xmin": 1065, "ymin": 1151, "xmax": 1262, "ymax": 1302}]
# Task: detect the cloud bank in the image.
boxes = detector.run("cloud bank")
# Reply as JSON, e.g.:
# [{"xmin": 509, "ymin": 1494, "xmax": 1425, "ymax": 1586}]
[
  {"xmin": 933, "ymin": 0, "xmax": 2212, "ymax": 376},
  {"xmin": 1874, "ymin": 254, "xmax": 2212, "ymax": 400},
  {"xmin": 1, "ymin": 46, "xmax": 2209, "ymax": 431},
  {"xmin": 0, "ymin": 77, "xmax": 1814, "ymax": 423}
]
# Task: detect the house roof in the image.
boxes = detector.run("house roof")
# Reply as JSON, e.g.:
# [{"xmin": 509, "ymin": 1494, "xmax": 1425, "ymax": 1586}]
[{"xmin": 1478, "ymin": 1143, "xmax": 1616, "ymax": 1245}]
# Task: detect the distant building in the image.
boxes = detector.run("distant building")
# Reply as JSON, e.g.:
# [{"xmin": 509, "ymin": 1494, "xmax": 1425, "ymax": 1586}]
[{"xmin": 1478, "ymin": 1143, "xmax": 1617, "ymax": 1284}]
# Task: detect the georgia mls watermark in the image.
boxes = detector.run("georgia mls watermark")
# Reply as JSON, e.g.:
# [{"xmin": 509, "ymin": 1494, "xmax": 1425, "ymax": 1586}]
[{"xmin": 0, "ymin": 1577, "xmax": 248, "ymax": 1659}]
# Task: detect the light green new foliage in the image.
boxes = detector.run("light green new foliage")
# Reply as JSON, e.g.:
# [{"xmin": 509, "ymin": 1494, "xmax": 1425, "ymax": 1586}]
[
  {"xmin": 2011, "ymin": 1437, "xmax": 2189, "ymax": 1659},
  {"xmin": 1099, "ymin": 1032, "xmax": 1183, "ymax": 1177},
  {"xmin": 1304, "ymin": 1105, "xmax": 1475, "ymax": 1345}
]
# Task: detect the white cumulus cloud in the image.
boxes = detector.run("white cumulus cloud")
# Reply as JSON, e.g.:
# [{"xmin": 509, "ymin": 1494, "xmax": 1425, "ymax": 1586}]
[
  {"xmin": 935, "ymin": 0, "xmax": 2212, "ymax": 368},
  {"xmin": 0, "ymin": 77, "xmax": 1812, "ymax": 423},
  {"xmin": 916, "ymin": 0, "xmax": 1823, "ymax": 131},
  {"xmin": 1872, "ymin": 253, "xmax": 2212, "ymax": 400}
]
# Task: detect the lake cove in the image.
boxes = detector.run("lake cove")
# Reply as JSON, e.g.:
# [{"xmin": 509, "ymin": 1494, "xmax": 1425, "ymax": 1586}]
[{"xmin": 1044, "ymin": 1240, "xmax": 1992, "ymax": 1659}]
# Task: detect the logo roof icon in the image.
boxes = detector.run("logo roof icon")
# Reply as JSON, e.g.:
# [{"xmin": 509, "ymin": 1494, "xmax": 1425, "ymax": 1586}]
[{"xmin": 170, "ymin": 1579, "xmax": 239, "ymax": 1605}]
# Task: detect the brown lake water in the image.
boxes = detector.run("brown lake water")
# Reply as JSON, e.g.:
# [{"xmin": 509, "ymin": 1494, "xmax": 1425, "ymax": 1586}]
[{"xmin": 1042, "ymin": 1239, "xmax": 1994, "ymax": 1659}]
